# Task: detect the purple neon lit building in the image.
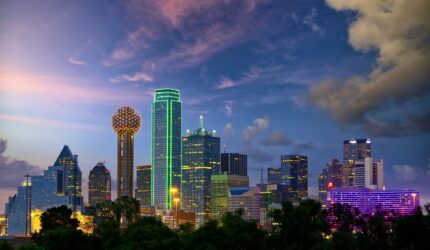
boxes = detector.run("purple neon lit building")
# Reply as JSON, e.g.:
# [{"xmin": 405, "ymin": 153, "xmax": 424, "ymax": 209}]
[{"xmin": 327, "ymin": 187, "xmax": 420, "ymax": 216}]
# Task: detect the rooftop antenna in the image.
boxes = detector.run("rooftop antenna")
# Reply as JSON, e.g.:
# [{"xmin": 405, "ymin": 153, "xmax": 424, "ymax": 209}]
[{"xmin": 199, "ymin": 115, "xmax": 204, "ymax": 129}]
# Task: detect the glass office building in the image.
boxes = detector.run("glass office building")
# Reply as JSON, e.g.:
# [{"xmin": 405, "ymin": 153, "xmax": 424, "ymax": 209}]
[
  {"xmin": 152, "ymin": 89, "xmax": 182, "ymax": 210},
  {"xmin": 88, "ymin": 162, "xmax": 111, "ymax": 206},
  {"xmin": 210, "ymin": 174, "xmax": 249, "ymax": 221},
  {"xmin": 280, "ymin": 155, "xmax": 308, "ymax": 202},
  {"xmin": 267, "ymin": 167, "xmax": 281, "ymax": 184},
  {"xmin": 7, "ymin": 145, "xmax": 84, "ymax": 236},
  {"xmin": 136, "ymin": 165, "xmax": 152, "ymax": 208},
  {"xmin": 182, "ymin": 115, "xmax": 220, "ymax": 226},
  {"xmin": 220, "ymin": 153, "xmax": 247, "ymax": 176},
  {"xmin": 5, "ymin": 180, "xmax": 31, "ymax": 236}
]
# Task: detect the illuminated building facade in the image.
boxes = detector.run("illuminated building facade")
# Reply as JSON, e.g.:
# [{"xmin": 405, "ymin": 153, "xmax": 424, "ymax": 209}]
[
  {"xmin": 211, "ymin": 174, "xmax": 249, "ymax": 221},
  {"xmin": 152, "ymin": 89, "xmax": 182, "ymax": 210},
  {"xmin": 0, "ymin": 214, "xmax": 6, "ymax": 236},
  {"xmin": 136, "ymin": 165, "xmax": 152, "ymax": 208},
  {"xmin": 112, "ymin": 106, "xmax": 141, "ymax": 198},
  {"xmin": 327, "ymin": 187, "xmax": 420, "ymax": 216},
  {"xmin": 318, "ymin": 167, "xmax": 328, "ymax": 203},
  {"xmin": 220, "ymin": 153, "xmax": 247, "ymax": 176},
  {"xmin": 343, "ymin": 139, "xmax": 372, "ymax": 187},
  {"xmin": 5, "ymin": 180, "xmax": 31, "ymax": 236},
  {"xmin": 88, "ymin": 162, "xmax": 111, "ymax": 206},
  {"xmin": 280, "ymin": 155, "xmax": 308, "ymax": 202},
  {"xmin": 182, "ymin": 115, "xmax": 220, "ymax": 226},
  {"xmin": 31, "ymin": 145, "xmax": 83, "ymax": 212},
  {"xmin": 228, "ymin": 187, "xmax": 260, "ymax": 222},
  {"xmin": 267, "ymin": 167, "xmax": 281, "ymax": 184},
  {"xmin": 354, "ymin": 157, "xmax": 384, "ymax": 190}
]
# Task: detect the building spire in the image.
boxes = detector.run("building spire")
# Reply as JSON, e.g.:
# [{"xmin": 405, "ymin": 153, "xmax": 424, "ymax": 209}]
[{"xmin": 199, "ymin": 115, "xmax": 204, "ymax": 129}]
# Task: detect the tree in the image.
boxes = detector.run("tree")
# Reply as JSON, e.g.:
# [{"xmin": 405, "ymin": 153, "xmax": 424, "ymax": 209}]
[
  {"xmin": 121, "ymin": 217, "xmax": 181, "ymax": 249},
  {"xmin": 0, "ymin": 240, "xmax": 13, "ymax": 250},
  {"xmin": 269, "ymin": 199, "xmax": 329, "ymax": 250},
  {"xmin": 39, "ymin": 205, "xmax": 79, "ymax": 233},
  {"xmin": 93, "ymin": 220, "xmax": 122, "ymax": 250}
]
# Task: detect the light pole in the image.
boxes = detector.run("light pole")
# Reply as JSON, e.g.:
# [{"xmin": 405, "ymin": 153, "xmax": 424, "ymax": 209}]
[
  {"xmin": 24, "ymin": 174, "xmax": 31, "ymax": 236},
  {"xmin": 173, "ymin": 198, "xmax": 180, "ymax": 228}
]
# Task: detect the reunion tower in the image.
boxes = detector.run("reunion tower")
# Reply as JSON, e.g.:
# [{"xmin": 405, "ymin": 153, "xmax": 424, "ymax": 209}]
[{"xmin": 112, "ymin": 106, "xmax": 141, "ymax": 198}]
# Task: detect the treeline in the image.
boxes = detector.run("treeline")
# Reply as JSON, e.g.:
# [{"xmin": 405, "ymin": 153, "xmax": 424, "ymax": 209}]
[{"xmin": 1, "ymin": 199, "xmax": 429, "ymax": 250}]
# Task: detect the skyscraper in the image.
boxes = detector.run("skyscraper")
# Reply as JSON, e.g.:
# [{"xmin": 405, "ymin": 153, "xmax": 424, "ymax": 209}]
[
  {"xmin": 220, "ymin": 153, "xmax": 247, "ymax": 176},
  {"xmin": 31, "ymin": 145, "xmax": 83, "ymax": 212},
  {"xmin": 6, "ymin": 145, "xmax": 84, "ymax": 236},
  {"xmin": 182, "ymin": 115, "xmax": 220, "ymax": 226},
  {"xmin": 112, "ymin": 106, "xmax": 141, "ymax": 198},
  {"xmin": 136, "ymin": 165, "xmax": 152, "ymax": 208},
  {"xmin": 152, "ymin": 89, "xmax": 182, "ymax": 210},
  {"xmin": 211, "ymin": 174, "xmax": 249, "ymax": 221},
  {"xmin": 88, "ymin": 162, "xmax": 111, "ymax": 206},
  {"xmin": 343, "ymin": 138, "xmax": 372, "ymax": 187},
  {"xmin": 343, "ymin": 138, "xmax": 371, "ymax": 161},
  {"xmin": 5, "ymin": 179, "xmax": 31, "ymax": 236},
  {"xmin": 280, "ymin": 155, "xmax": 308, "ymax": 202},
  {"xmin": 318, "ymin": 167, "xmax": 328, "ymax": 203},
  {"xmin": 228, "ymin": 187, "xmax": 260, "ymax": 222},
  {"xmin": 267, "ymin": 167, "xmax": 281, "ymax": 184}
]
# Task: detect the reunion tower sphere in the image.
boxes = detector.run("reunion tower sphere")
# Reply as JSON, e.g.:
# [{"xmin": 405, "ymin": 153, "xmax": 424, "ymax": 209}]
[
  {"xmin": 112, "ymin": 106, "xmax": 141, "ymax": 134},
  {"xmin": 112, "ymin": 106, "xmax": 141, "ymax": 198}
]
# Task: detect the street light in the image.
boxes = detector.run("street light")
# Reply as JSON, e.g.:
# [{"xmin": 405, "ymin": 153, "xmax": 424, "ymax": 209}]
[{"xmin": 173, "ymin": 198, "xmax": 180, "ymax": 228}]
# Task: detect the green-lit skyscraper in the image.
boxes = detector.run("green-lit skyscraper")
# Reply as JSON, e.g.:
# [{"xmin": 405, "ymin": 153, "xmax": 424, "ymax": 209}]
[
  {"xmin": 182, "ymin": 115, "xmax": 220, "ymax": 226},
  {"xmin": 151, "ymin": 89, "xmax": 182, "ymax": 210}
]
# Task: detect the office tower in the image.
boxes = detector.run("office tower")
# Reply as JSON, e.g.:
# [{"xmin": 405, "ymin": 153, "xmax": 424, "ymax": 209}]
[
  {"xmin": 354, "ymin": 157, "xmax": 374, "ymax": 188},
  {"xmin": 220, "ymin": 153, "xmax": 247, "ymax": 176},
  {"xmin": 182, "ymin": 115, "xmax": 220, "ymax": 226},
  {"xmin": 152, "ymin": 89, "xmax": 182, "ymax": 210},
  {"xmin": 136, "ymin": 165, "xmax": 152, "ymax": 208},
  {"xmin": 54, "ymin": 145, "xmax": 83, "ymax": 210},
  {"xmin": 267, "ymin": 167, "xmax": 281, "ymax": 184},
  {"xmin": 372, "ymin": 159, "xmax": 384, "ymax": 190},
  {"xmin": 327, "ymin": 187, "xmax": 419, "ymax": 216},
  {"xmin": 88, "ymin": 162, "xmax": 111, "ymax": 206},
  {"xmin": 280, "ymin": 155, "xmax": 308, "ymax": 202},
  {"xmin": 31, "ymin": 145, "xmax": 84, "ymax": 212},
  {"xmin": 318, "ymin": 168, "xmax": 328, "ymax": 202},
  {"xmin": 5, "ymin": 179, "xmax": 31, "ymax": 236},
  {"xmin": 228, "ymin": 187, "xmax": 260, "ymax": 222},
  {"xmin": 343, "ymin": 138, "xmax": 371, "ymax": 161},
  {"xmin": 343, "ymin": 138, "xmax": 371, "ymax": 187},
  {"xmin": 211, "ymin": 174, "xmax": 249, "ymax": 221},
  {"xmin": 327, "ymin": 159, "xmax": 343, "ymax": 188},
  {"xmin": 112, "ymin": 106, "xmax": 141, "ymax": 199}
]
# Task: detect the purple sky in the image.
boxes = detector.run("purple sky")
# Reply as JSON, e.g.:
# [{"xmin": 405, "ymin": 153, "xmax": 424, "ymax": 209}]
[{"xmin": 1, "ymin": 0, "xmax": 429, "ymax": 212}]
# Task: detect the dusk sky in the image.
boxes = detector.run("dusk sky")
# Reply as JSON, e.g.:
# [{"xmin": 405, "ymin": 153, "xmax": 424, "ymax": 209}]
[{"xmin": 1, "ymin": 0, "xmax": 429, "ymax": 211}]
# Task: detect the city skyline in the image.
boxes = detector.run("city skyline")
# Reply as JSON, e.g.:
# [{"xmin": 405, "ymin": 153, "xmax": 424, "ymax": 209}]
[{"xmin": 1, "ymin": 0, "xmax": 429, "ymax": 212}]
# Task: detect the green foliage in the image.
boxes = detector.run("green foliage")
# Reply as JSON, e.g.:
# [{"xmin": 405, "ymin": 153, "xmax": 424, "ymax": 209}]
[
  {"xmin": 39, "ymin": 205, "xmax": 79, "ymax": 233},
  {"xmin": 23, "ymin": 200, "xmax": 430, "ymax": 250},
  {"xmin": 269, "ymin": 199, "xmax": 329, "ymax": 250},
  {"xmin": 36, "ymin": 226, "xmax": 101, "ymax": 250},
  {"xmin": 0, "ymin": 240, "xmax": 13, "ymax": 250}
]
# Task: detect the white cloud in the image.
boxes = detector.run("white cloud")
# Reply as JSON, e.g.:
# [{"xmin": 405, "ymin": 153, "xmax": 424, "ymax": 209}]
[
  {"xmin": 392, "ymin": 164, "xmax": 419, "ymax": 181},
  {"xmin": 110, "ymin": 72, "xmax": 153, "ymax": 83},
  {"xmin": 242, "ymin": 116, "xmax": 270, "ymax": 144},
  {"xmin": 224, "ymin": 100, "xmax": 233, "ymax": 117},
  {"xmin": 223, "ymin": 122, "xmax": 234, "ymax": 136},
  {"xmin": 217, "ymin": 77, "xmax": 235, "ymax": 89},
  {"xmin": 310, "ymin": 0, "xmax": 430, "ymax": 134},
  {"xmin": 68, "ymin": 56, "xmax": 87, "ymax": 66}
]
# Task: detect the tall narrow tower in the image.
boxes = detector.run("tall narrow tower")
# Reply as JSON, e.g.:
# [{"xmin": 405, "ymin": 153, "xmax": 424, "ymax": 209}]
[
  {"xmin": 152, "ymin": 89, "xmax": 181, "ymax": 210},
  {"xmin": 112, "ymin": 106, "xmax": 141, "ymax": 198}
]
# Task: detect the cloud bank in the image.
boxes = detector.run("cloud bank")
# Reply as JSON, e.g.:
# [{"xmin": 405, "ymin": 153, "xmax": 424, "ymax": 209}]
[{"xmin": 309, "ymin": 0, "xmax": 430, "ymax": 136}]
